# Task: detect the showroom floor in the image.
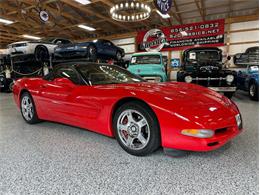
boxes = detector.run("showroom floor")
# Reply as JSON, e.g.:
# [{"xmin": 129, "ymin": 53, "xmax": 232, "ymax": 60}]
[{"xmin": 0, "ymin": 92, "xmax": 258, "ymax": 195}]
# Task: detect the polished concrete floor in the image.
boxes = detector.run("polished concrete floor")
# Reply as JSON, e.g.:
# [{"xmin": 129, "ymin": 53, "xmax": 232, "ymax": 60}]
[{"xmin": 0, "ymin": 91, "xmax": 258, "ymax": 194}]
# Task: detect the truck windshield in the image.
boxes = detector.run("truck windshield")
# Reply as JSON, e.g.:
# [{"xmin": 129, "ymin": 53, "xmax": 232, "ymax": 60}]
[
  {"xmin": 130, "ymin": 55, "xmax": 161, "ymax": 65},
  {"xmin": 187, "ymin": 50, "xmax": 221, "ymax": 61}
]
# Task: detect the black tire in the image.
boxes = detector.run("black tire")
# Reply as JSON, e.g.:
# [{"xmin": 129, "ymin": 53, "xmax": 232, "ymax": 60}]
[
  {"xmin": 34, "ymin": 45, "xmax": 49, "ymax": 62},
  {"xmin": 249, "ymin": 81, "xmax": 259, "ymax": 101},
  {"xmin": 113, "ymin": 101, "xmax": 161, "ymax": 156},
  {"xmin": 116, "ymin": 51, "xmax": 122, "ymax": 61},
  {"xmin": 20, "ymin": 92, "xmax": 40, "ymax": 124},
  {"xmin": 224, "ymin": 92, "xmax": 235, "ymax": 99},
  {"xmin": 88, "ymin": 45, "xmax": 97, "ymax": 62}
]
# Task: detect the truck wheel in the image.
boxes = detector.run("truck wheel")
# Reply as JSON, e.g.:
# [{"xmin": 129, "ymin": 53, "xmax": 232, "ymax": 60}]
[
  {"xmin": 224, "ymin": 92, "xmax": 235, "ymax": 99},
  {"xmin": 249, "ymin": 81, "xmax": 258, "ymax": 101},
  {"xmin": 35, "ymin": 46, "xmax": 49, "ymax": 62}
]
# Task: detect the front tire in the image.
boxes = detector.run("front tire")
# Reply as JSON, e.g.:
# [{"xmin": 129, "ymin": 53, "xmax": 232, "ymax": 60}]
[
  {"xmin": 249, "ymin": 81, "xmax": 259, "ymax": 101},
  {"xmin": 116, "ymin": 51, "xmax": 122, "ymax": 61},
  {"xmin": 113, "ymin": 101, "xmax": 160, "ymax": 156},
  {"xmin": 88, "ymin": 46, "xmax": 97, "ymax": 62},
  {"xmin": 20, "ymin": 92, "xmax": 40, "ymax": 124}
]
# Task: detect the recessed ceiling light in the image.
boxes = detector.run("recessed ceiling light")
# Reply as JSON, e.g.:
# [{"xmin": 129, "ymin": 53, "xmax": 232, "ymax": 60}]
[
  {"xmin": 78, "ymin": 24, "xmax": 96, "ymax": 31},
  {"xmin": 74, "ymin": 0, "xmax": 91, "ymax": 5},
  {"xmin": 156, "ymin": 10, "xmax": 170, "ymax": 19},
  {"xmin": 22, "ymin": 34, "xmax": 41, "ymax": 40},
  {"xmin": 0, "ymin": 18, "xmax": 14, "ymax": 25}
]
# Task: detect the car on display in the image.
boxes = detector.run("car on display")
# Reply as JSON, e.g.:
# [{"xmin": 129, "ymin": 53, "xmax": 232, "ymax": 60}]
[
  {"xmin": 127, "ymin": 52, "xmax": 168, "ymax": 82},
  {"xmin": 7, "ymin": 37, "xmax": 72, "ymax": 62},
  {"xmin": 0, "ymin": 54, "xmax": 13, "ymax": 92},
  {"xmin": 237, "ymin": 64, "xmax": 259, "ymax": 101},
  {"xmin": 13, "ymin": 62, "xmax": 243, "ymax": 157},
  {"xmin": 177, "ymin": 47, "xmax": 237, "ymax": 98},
  {"xmin": 233, "ymin": 46, "xmax": 259, "ymax": 65},
  {"xmin": 54, "ymin": 39, "xmax": 125, "ymax": 62}
]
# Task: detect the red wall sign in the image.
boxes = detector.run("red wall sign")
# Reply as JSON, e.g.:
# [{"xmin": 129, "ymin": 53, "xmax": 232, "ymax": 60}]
[{"xmin": 136, "ymin": 19, "xmax": 225, "ymax": 52}]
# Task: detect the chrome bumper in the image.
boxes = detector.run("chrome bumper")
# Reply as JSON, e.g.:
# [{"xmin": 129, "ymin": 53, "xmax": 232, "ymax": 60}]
[{"xmin": 208, "ymin": 87, "xmax": 236, "ymax": 92}]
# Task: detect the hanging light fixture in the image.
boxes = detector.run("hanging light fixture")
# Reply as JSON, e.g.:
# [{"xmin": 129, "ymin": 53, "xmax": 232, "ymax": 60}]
[{"xmin": 110, "ymin": 1, "xmax": 151, "ymax": 22}]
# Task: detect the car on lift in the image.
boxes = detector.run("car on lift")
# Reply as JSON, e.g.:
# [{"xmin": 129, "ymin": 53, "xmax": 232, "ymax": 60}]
[
  {"xmin": 237, "ymin": 64, "xmax": 259, "ymax": 101},
  {"xmin": 7, "ymin": 37, "xmax": 72, "ymax": 62},
  {"xmin": 13, "ymin": 62, "xmax": 242, "ymax": 157},
  {"xmin": 127, "ymin": 52, "xmax": 168, "ymax": 82},
  {"xmin": 233, "ymin": 46, "xmax": 259, "ymax": 65},
  {"xmin": 0, "ymin": 54, "xmax": 14, "ymax": 92},
  {"xmin": 54, "ymin": 39, "xmax": 125, "ymax": 62},
  {"xmin": 177, "ymin": 47, "xmax": 237, "ymax": 98}
]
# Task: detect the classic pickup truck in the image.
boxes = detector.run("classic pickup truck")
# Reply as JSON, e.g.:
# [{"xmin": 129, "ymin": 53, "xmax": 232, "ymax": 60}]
[{"xmin": 127, "ymin": 52, "xmax": 167, "ymax": 82}]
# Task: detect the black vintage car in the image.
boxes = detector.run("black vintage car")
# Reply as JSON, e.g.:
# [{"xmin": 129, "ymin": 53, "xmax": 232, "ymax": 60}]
[
  {"xmin": 177, "ymin": 47, "xmax": 237, "ymax": 98},
  {"xmin": 233, "ymin": 46, "xmax": 259, "ymax": 65},
  {"xmin": 54, "ymin": 39, "xmax": 125, "ymax": 62},
  {"xmin": 0, "ymin": 54, "xmax": 14, "ymax": 92}
]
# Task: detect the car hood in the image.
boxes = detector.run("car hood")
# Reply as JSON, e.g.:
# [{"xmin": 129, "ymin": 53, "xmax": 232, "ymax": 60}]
[{"xmin": 97, "ymin": 82, "xmax": 238, "ymax": 128}]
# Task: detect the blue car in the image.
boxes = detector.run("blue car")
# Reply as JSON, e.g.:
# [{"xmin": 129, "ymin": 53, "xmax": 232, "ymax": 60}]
[
  {"xmin": 237, "ymin": 64, "xmax": 259, "ymax": 100},
  {"xmin": 54, "ymin": 39, "xmax": 125, "ymax": 62}
]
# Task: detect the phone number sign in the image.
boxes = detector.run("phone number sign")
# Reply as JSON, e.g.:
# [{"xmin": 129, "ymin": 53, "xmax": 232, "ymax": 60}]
[{"xmin": 136, "ymin": 19, "xmax": 225, "ymax": 52}]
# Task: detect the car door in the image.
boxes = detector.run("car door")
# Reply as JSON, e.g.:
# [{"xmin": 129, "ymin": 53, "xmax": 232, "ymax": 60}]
[
  {"xmin": 38, "ymin": 65, "xmax": 82, "ymax": 124},
  {"xmin": 237, "ymin": 67, "xmax": 249, "ymax": 90},
  {"xmin": 101, "ymin": 40, "xmax": 115, "ymax": 57}
]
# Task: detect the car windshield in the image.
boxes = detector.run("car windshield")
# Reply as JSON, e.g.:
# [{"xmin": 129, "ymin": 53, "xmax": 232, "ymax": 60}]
[
  {"xmin": 187, "ymin": 50, "xmax": 221, "ymax": 61},
  {"xmin": 41, "ymin": 38, "xmax": 55, "ymax": 43},
  {"xmin": 130, "ymin": 55, "xmax": 161, "ymax": 65},
  {"xmin": 77, "ymin": 64, "xmax": 145, "ymax": 85}
]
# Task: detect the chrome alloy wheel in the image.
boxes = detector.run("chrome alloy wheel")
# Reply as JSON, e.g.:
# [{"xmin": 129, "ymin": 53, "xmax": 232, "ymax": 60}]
[
  {"xmin": 21, "ymin": 96, "xmax": 34, "ymax": 121},
  {"xmin": 117, "ymin": 109, "xmax": 150, "ymax": 150},
  {"xmin": 250, "ymin": 84, "xmax": 256, "ymax": 97}
]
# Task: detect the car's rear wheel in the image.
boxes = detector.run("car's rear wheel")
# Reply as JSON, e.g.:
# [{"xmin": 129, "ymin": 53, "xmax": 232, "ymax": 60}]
[
  {"xmin": 34, "ymin": 45, "xmax": 49, "ymax": 62},
  {"xmin": 249, "ymin": 81, "xmax": 258, "ymax": 101},
  {"xmin": 20, "ymin": 92, "xmax": 40, "ymax": 124},
  {"xmin": 116, "ymin": 51, "xmax": 122, "ymax": 61},
  {"xmin": 88, "ymin": 46, "xmax": 97, "ymax": 62},
  {"xmin": 113, "ymin": 101, "xmax": 160, "ymax": 156}
]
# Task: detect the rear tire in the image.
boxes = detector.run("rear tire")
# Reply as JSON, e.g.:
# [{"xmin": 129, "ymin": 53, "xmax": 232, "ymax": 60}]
[
  {"xmin": 34, "ymin": 45, "xmax": 49, "ymax": 62},
  {"xmin": 249, "ymin": 81, "xmax": 258, "ymax": 101},
  {"xmin": 113, "ymin": 101, "xmax": 160, "ymax": 156},
  {"xmin": 224, "ymin": 92, "xmax": 234, "ymax": 99},
  {"xmin": 116, "ymin": 51, "xmax": 122, "ymax": 61},
  {"xmin": 20, "ymin": 92, "xmax": 40, "ymax": 124}
]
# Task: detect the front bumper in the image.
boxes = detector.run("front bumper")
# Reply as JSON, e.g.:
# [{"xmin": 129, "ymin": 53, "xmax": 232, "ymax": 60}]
[
  {"xmin": 208, "ymin": 86, "xmax": 236, "ymax": 92},
  {"xmin": 167, "ymin": 125, "xmax": 242, "ymax": 152}
]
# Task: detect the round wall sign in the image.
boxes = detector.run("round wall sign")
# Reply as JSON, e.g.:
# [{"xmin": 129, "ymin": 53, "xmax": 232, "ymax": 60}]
[
  {"xmin": 154, "ymin": 0, "xmax": 172, "ymax": 15},
  {"xmin": 140, "ymin": 29, "xmax": 167, "ymax": 52},
  {"xmin": 39, "ymin": 10, "xmax": 49, "ymax": 22}
]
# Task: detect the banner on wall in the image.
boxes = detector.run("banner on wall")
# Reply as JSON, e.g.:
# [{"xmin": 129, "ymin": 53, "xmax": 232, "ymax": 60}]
[{"xmin": 136, "ymin": 19, "xmax": 225, "ymax": 52}]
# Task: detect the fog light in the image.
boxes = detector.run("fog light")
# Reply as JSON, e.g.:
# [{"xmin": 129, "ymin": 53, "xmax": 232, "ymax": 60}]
[
  {"xmin": 184, "ymin": 75, "xmax": 192, "ymax": 83},
  {"xmin": 181, "ymin": 129, "xmax": 214, "ymax": 138}
]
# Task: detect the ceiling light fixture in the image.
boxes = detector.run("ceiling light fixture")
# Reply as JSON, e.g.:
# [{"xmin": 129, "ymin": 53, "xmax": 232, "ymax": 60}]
[
  {"xmin": 74, "ymin": 0, "xmax": 91, "ymax": 5},
  {"xmin": 78, "ymin": 24, "xmax": 96, "ymax": 31},
  {"xmin": 0, "ymin": 18, "xmax": 14, "ymax": 25},
  {"xmin": 22, "ymin": 34, "xmax": 41, "ymax": 40},
  {"xmin": 110, "ymin": 1, "xmax": 151, "ymax": 22},
  {"xmin": 156, "ymin": 10, "xmax": 170, "ymax": 19}
]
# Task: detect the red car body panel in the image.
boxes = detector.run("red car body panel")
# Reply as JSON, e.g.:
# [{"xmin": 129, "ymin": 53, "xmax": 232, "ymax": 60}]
[{"xmin": 13, "ymin": 78, "xmax": 243, "ymax": 152}]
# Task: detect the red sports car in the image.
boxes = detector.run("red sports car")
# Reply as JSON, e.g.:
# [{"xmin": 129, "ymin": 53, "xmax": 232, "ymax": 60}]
[{"xmin": 13, "ymin": 62, "xmax": 243, "ymax": 156}]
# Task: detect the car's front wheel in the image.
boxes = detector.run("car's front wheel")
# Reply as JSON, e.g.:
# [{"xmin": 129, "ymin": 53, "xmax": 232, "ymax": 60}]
[
  {"xmin": 20, "ymin": 92, "xmax": 40, "ymax": 124},
  {"xmin": 113, "ymin": 101, "xmax": 160, "ymax": 156},
  {"xmin": 249, "ymin": 81, "xmax": 259, "ymax": 101},
  {"xmin": 34, "ymin": 45, "xmax": 49, "ymax": 62},
  {"xmin": 116, "ymin": 51, "xmax": 122, "ymax": 61}
]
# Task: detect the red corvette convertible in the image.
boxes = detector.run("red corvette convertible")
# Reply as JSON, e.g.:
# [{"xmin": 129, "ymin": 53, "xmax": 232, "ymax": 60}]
[{"xmin": 13, "ymin": 62, "xmax": 243, "ymax": 156}]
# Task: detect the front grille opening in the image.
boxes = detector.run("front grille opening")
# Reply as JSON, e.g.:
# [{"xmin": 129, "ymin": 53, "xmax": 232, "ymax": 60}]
[
  {"xmin": 215, "ymin": 128, "xmax": 227, "ymax": 134},
  {"xmin": 208, "ymin": 142, "xmax": 219, "ymax": 147}
]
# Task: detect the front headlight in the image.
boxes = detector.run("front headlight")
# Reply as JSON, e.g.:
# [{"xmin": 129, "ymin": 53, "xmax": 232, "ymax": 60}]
[
  {"xmin": 226, "ymin": 75, "xmax": 234, "ymax": 83},
  {"xmin": 184, "ymin": 75, "xmax": 192, "ymax": 83},
  {"xmin": 181, "ymin": 129, "xmax": 214, "ymax": 138}
]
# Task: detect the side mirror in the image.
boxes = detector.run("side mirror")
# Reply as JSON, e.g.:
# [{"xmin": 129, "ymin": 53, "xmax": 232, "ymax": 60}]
[{"xmin": 227, "ymin": 56, "xmax": 231, "ymax": 61}]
